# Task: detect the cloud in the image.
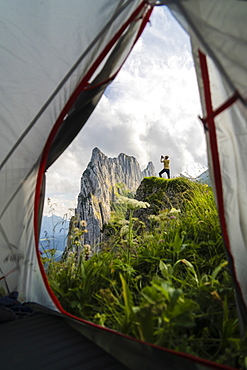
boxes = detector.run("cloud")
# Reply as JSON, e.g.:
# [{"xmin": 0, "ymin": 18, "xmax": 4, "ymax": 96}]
[{"xmin": 44, "ymin": 6, "xmax": 207, "ymax": 217}]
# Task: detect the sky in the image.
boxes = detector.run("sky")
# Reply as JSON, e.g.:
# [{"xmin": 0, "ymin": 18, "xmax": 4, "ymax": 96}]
[{"xmin": 43, "ymin": 6, "xmax": 207, "ymax": 218}]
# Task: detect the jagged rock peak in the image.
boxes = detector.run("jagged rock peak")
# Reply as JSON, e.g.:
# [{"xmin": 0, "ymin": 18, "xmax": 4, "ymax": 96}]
[
  {"xmin": 76, "ymin": 148, "xmax": 156, "ymax": 247},
  {"xmin": 80, "ymin": 147, "xmax": 155, "ymax": 195},
  {"xmin": 142, "ymin": 161, "xmax": 156, "ymax": 178}
]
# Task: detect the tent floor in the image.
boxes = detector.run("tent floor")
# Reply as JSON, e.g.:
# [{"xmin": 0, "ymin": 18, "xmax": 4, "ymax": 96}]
[{"xmin": 0, "ymin": 310, "xmax": 128, "ymax": 370}]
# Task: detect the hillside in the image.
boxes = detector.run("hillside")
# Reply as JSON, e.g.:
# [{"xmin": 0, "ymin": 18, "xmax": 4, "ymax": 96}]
[
  {"xmin": 44, "ymin": 177, "xmax": 247, "ymax": 368},
  {"xmin": 132, "ymin": 176, "xmax": 213, "ymax": 228}
]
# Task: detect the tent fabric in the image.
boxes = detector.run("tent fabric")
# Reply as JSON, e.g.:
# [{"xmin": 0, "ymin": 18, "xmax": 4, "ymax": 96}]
[
  {"xmin": 0, "ymin": 309, "xmax": 128, "ymax": 370},
  {"xmin": 0, "ymin": 0, "xmax": 149, "ymax": 308},
  {"xmin": 0, "ymin": 302, "xmax": 237, "ymax": 370},
  {"xmin": 0, "ymin": 0, "xmax": 247, "ymax": 369},
  {"xmin": 165, "ymin": 0, "xmax": 247, "ymax": 327}
]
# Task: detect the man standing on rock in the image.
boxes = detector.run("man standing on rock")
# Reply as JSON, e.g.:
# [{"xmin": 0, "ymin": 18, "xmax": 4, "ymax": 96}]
[{"xmin": 159, "ymin": 155, "xmax": 170, "ymax": 179}]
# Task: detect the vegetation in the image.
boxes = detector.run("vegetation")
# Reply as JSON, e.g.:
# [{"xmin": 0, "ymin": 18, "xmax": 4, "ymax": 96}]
[{"xmin": 43, "ymin": 177, "xmax": 247, "ymax": 369}]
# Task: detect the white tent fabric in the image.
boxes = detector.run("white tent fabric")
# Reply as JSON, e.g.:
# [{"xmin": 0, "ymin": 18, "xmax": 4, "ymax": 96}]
[{"xmin": 0, "ymin": 0, "xmax": 247, "ymax": 355}]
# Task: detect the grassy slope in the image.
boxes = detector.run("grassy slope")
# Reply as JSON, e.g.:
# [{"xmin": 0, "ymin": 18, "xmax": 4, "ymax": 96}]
[{"xmin": 45, "ymin": 177, "xmax": 247, "ymax": 368}]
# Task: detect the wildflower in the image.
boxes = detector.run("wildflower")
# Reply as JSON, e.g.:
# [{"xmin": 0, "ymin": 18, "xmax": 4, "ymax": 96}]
[
  {"xmin": 80, "ymin": 220, "xmax": 87, "ymax": 227},
  {"xmin": 169, "ymin": 207, "xmax": 181, "ymax": 214},
  {"xmin": 117, "ymin": 195, "xmax": 150, "ymax": 210},
  {"xmin": 120, "ymin": 225, "xmax": 129, "ymax": 236},
  {"xmin": 83, "ymin": 244, "xmax": 91, "ymax": 261},
  {"xmin": 158, "ymin": 239, "xmax": 165, "ymax": 243},
  {"xmin": 170, "ymin": 216, "xmax": 176, "ymax": 219},
  {"xmin": 84, "ymin": 244, "xmax": 91, "ymax": 253}
]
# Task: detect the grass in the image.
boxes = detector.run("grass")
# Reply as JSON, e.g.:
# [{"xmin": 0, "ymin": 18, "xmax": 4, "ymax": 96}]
[{"xmin": 43, "ymin": 177, "xmax": 247, "ymax": 369}]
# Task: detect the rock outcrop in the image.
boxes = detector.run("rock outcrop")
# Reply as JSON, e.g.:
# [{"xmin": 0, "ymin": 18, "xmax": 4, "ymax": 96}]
[{"xmin": 76, "ymin": 147, "xmax": 156, "ymax": 247}]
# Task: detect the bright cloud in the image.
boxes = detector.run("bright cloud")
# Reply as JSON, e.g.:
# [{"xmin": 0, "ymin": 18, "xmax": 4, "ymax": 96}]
[{"xmin": 44, "ymin": 6, "xmax": 207, "ymax": 217}]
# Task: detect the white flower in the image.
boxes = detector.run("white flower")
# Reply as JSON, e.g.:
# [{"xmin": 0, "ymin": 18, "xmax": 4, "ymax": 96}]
[
  {"xmin": 117, "ymin": 195, "xmax": 150, "ymax": 210},
  {"xmin": 120, "ymin": 225, "xmax": 129, "ymax": 236},
  {"xmin": 169, "ymin": 208, "xmax": 181, "ymax": 214},
  {"xmin": 80, "ymin": 220, "xmax": 87, "ymax": 227}
]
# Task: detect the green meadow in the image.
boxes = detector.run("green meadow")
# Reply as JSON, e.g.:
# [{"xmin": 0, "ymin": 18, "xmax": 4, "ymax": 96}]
[{"xmin": 43, "ymin": 177, "xmax": 247, "ymax": 369}]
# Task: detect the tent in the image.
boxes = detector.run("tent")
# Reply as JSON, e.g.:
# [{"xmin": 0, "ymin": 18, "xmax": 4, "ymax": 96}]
[{"xmin": 0, "ymin": 0, "xmax": 246, "ymax": 368}]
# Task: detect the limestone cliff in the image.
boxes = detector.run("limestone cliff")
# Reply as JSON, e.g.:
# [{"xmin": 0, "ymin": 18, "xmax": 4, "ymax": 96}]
[{"xmin": 76, "ymin": 147, "xmax": 156, "ymax": 247}]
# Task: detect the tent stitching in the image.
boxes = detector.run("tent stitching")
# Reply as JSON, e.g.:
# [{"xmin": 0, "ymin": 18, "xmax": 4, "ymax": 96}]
[{"xmin": 199, "ymin": 91, "xmax": 240, "ymax": 130}]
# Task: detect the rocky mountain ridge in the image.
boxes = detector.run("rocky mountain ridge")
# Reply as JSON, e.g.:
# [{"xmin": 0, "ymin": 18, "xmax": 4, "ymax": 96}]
[{"xmin": 76, "ymin": 147, "xmax": 156, "ymax": 247}]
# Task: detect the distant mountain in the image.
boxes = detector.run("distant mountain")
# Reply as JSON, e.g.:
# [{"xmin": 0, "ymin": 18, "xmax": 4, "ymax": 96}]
[
  {"xmin": 180, "ymin": 165, "xmax": 211, "ymax": 187},
  {"xmin": 39, "ymin": 215, "xmax": 69, "ymax": 252},
  {"xmin": 195, "ymin": 169, "xmax": 211, "ymax": 186},
  {"xmin": 180, "ymin": 163, "xmax": 208, "ymax": 179}
]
